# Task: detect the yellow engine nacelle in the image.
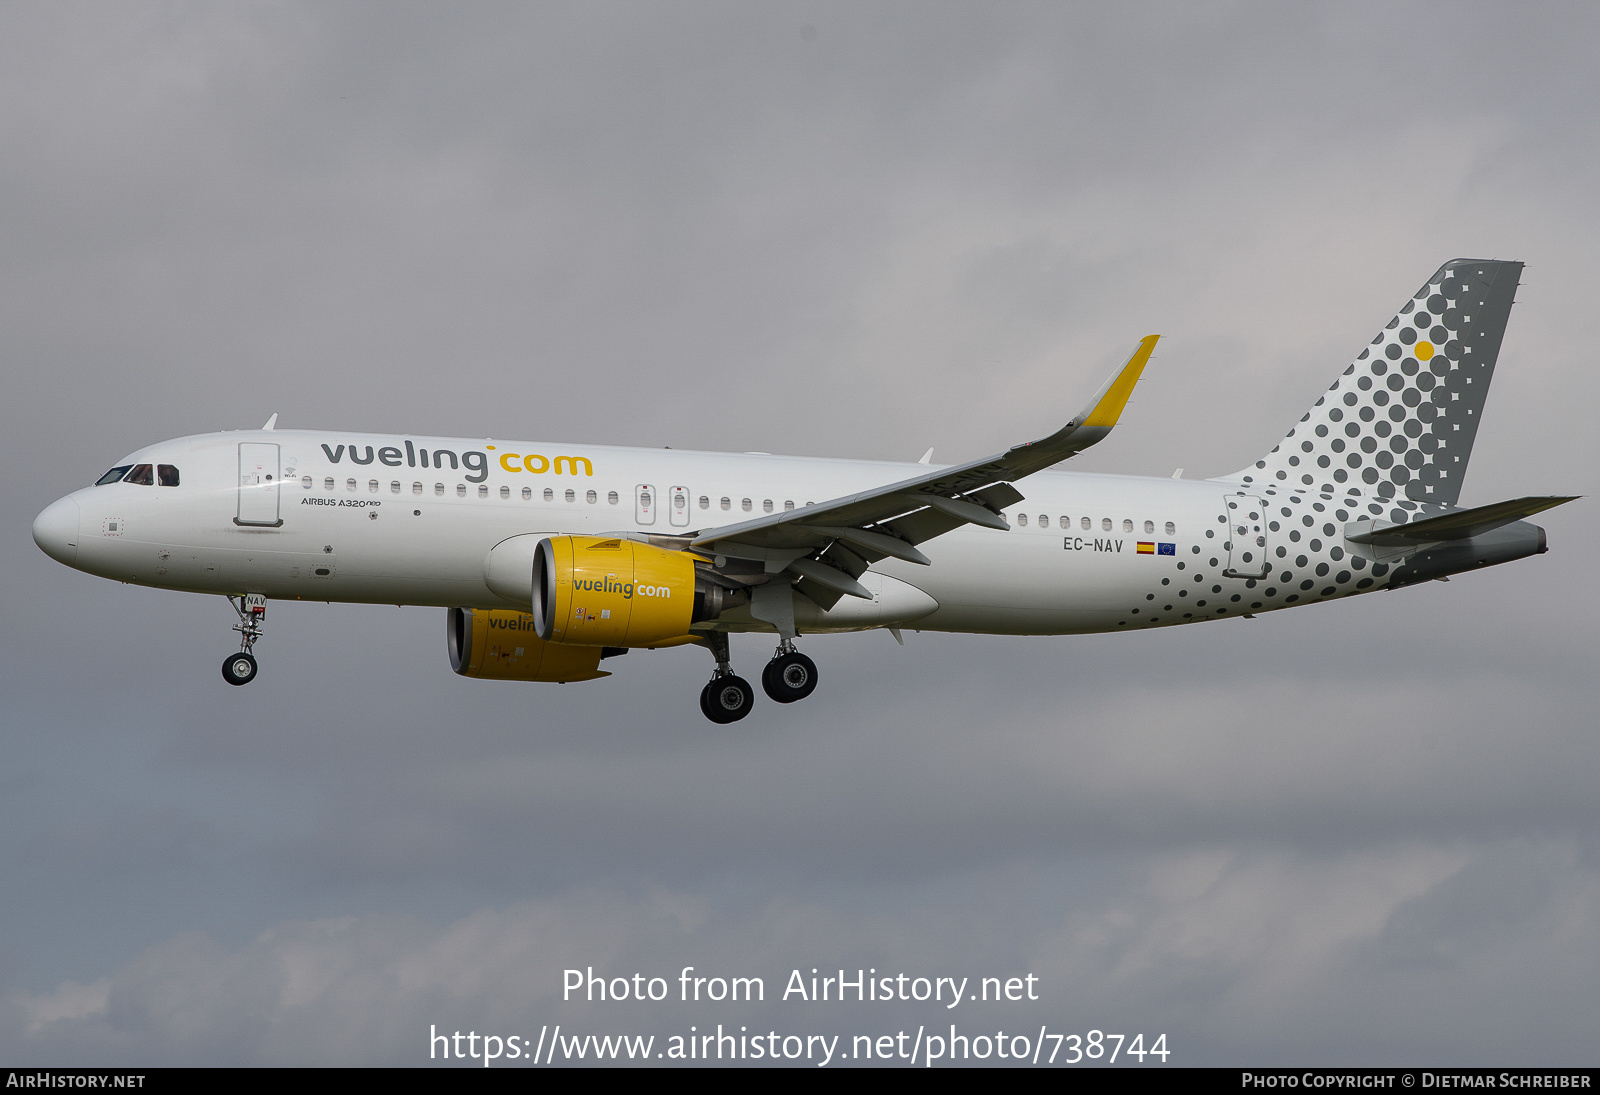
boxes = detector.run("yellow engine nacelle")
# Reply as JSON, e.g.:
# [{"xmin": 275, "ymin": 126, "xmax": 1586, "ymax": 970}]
[
  {"xmin": 447, "ymin": 606, "xmax": 609, "ymax": 682},
  {"xmin": 533, "ymin": 535, "xmax": 698, "ymax": 647}
]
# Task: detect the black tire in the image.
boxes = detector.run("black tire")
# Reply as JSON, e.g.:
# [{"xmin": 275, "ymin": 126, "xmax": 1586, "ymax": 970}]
[
  {"xmin": 222, "ymin": 651, "xmax": 258, "ymax": 686},
  {"xmin": 700, "ymin": 675, "xmax": 754, "ymax": 723},
  {"xmin": 761, "ymin": 652, "xmax": 818, "ymax": 703}
]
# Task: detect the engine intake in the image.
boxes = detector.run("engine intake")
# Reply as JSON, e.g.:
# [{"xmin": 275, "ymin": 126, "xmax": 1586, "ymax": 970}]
[
  {"xmin": 447, "ymin": 606, "xmax": 608, "ymax": 682},
  {"xmin": 533, "ymin": 535, "xmax": 711, "ymax": 647}
]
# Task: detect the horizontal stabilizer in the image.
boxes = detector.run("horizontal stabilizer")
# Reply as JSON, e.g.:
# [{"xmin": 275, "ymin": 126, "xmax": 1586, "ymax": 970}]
[{"xmin": 1346, "ymin": 496, "xmax": 1577, "ymax": 546}]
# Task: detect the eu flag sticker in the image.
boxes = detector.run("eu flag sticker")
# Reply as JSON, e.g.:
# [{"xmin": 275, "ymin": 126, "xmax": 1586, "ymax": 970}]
[{"xmin": 1157, "ymin": 542, "xmax": 1176, "ymax": 556}]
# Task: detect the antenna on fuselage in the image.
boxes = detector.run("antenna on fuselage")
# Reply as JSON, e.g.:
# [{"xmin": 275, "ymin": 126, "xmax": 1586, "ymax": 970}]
[{"xmin": 262, "ymin": 413, "xmax": 279, "ymax": 431}]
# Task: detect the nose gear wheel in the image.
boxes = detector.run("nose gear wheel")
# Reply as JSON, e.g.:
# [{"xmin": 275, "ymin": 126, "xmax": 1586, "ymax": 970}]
[{"xmin": 222, "ymin": 651, "xmax": 258, "ymax": 686}]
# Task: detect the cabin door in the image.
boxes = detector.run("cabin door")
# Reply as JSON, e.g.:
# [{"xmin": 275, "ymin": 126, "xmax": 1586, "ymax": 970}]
[
  {"xmin": 1223, "ymin": 493, "xmax": 1269, "ymax": 578},
  {"xmin": 236, "ymin": 443, "xmax": 283, "ymax": 528}
]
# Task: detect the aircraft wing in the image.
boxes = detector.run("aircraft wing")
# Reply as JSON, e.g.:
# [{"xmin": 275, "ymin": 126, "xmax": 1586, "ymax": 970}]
[{"xmin": 690, "ymin": 335, "xmax": 1159, "ymax": 606}]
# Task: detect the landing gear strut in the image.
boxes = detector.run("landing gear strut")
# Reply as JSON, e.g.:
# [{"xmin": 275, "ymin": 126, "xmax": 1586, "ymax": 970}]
[
  {"xmin": 223, "ymin": 594, "xmax": 266, "ymax": 686},
  {"xmin": 761, "ymin": 640, "xmax": 817, "ymax": 703},
  {"xmin": 698, "ymin": 631, "xmax": 754, "ymax": 723}
]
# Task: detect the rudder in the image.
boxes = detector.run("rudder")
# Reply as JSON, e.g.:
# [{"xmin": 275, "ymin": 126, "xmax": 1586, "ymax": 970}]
[{"xmin": 1232, "ymin": 259, "xmax": 1522, "ymax": 506}]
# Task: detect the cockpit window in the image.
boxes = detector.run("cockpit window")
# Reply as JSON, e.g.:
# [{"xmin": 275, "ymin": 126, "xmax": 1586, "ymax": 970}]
[
  {"xmin": 125, "ymin": 464, "xmax": 154, "ymax": 485},
  {"xmin": 157, "ymin": 464, "xmax": 180, "ymax": 487},
  {"xmin": 95, "ymin": 465, "xmax": 133, "ymax": 485}
]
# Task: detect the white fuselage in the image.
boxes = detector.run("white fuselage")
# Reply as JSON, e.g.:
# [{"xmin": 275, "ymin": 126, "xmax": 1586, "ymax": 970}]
[{"xmin": 37, "ymin": 428, "xmax": 1393, "ymax": 637}]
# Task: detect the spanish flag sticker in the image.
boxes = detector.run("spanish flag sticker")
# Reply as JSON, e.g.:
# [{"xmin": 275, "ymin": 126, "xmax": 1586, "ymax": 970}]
[{"xmin": 1137, "ymin": 542, "xmax": 1155, "ymax": 554}]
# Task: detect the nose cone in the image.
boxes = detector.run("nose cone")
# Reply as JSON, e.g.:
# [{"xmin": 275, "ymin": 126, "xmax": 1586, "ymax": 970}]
[{"xmin": 33, "ymin": 495, "xmax": 80, "ymax": 566}]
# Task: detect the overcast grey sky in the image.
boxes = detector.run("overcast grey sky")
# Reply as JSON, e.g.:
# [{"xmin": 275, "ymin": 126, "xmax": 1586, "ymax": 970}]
[{"xmin": 3, "ymin": 0, "xmax": 1598, "ymax": 1066}]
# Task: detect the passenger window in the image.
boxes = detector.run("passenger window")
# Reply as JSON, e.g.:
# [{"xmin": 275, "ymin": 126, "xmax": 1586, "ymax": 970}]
[
  {"xmin": 1144, "ymin": 520, "xmax": 1154, "ymax": 534},
  {"xmin": 522, "ymin": 487, "xmax": 532, "ymax": 500},
  {"xmin": 391, "ymin": 481, "xmax": 401, "ymax": 493},
  {"xmin": 544, "ymin": 488, "xmax": 554, "ymax": 501},
  {"xmin": 1102, "ymin": 518, "xmax": 1112, "ymax": 531},
  {"xmin": 434, "ymin": 483, "xmax": 444, "ymax": 496},
  {"xmin": 565, "ymin": 489, "xmax": 575, "ymax": 502},
  {"xmin": 1038, "ymin": 514, "xmax": 1047, "ymax": 527},
  {"xmin": 413, "ymin": 482, "xmax": 423, "ymax": 495},
  {"xmin": 741, "ymin": 498, "xmax": 752, "ymax": 511},
  {"xmin": 301, "ymin": 475, "xmax": 312, "ymax": 490},
  {"xmin": 126, "ymin": 464, "xmax": 154, "ymax": 485},
  {"xmin": 1165, "ymin": 521, "xmax": 1176, "ymax": 536},
  {"xmin": 1017, "ymin": 513, "xmax": 1028, "ymax": 526},
  {"xmin": 347, "ymin": 478, "xmax": 357, "ymax": 491},
  {"xmin": 587, "ymin": 490, "xmax": 597, "ymax": 504},
  {"xmin": 609, "ymin": 491, "xmax": 620, "ymax": 505},
  {"xmin": 500, "ymin": 485, "xmax": 510, "ymax": 499},
  {"xmin": 155, "ymin": 465, "xmax": 180, "ymax": 487},
  {"xmin": 700, "ymin": 496, "xmax": 710, "ymax": 509},
  {"xmin": 477, "ymin": 485, "xmax": 488, "ymax": 498},
  {"xmin": 784, "ymin": 500, "xmax": 794, "ymax": 511},
  {"xmin": 456, "ymin": 484, "xmax": 466, "ymax": 497},
  {"xmin": 95, "ymin": 465, "xmax": 133, "ymax": 485},
  {"xmin": 1059, "ymin": 516, "xmax": 1069, "ymax": 529},
  {"xmin": 763, "ymin": 499, "xmax": 773, "ymax": 513},
  {"xmin": 675, "ymin": 493, "xmax": 687, "ymax": 511},
  {"xmin": 721, "ymin": 497, "xmax": 731, "ymax": 510},
  {"xmin": 1081, "ymin": 517, "xmax": 1091, "ymax": 530},
  {"xmin": 368, "ymin": 480, "xmax": 379, "ymax": 492},
  {"xmin": 325, "ymin": 478, "xmax": 335, "ymax": 491},
  {"xmin": 1123, "ymin": 519, "xmax": 1133, "ymax": 533}
]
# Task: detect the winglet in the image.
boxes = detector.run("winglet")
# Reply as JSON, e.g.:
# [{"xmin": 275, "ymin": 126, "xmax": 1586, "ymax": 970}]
[{"xmin": 1079, "ymin": 335, "xmax": 1158, "ymax": 429}]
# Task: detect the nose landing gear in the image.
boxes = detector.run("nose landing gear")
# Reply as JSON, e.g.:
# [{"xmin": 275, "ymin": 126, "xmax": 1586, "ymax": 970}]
[
  {"xmin": 223, "ymin": 594, "xmax": 267, "ymax": 686},
  {"xmin": 761, "ymin": 641, "xmax": 817, "ymax": 703},
  {"xmin": 698, "ymin": 631, "xmax": 754, "ymax": 723}
]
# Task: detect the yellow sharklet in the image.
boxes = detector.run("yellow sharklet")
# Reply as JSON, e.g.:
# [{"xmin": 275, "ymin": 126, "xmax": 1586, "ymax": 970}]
[{"xmin": 1081, "ymin": 334, "xmax": 1159, "ymax": 429}]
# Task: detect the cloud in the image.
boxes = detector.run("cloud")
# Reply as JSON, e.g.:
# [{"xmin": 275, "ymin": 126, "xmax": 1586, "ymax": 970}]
[
  {"xmin": 7, "ymin": 839, "xmax": 1598, "ymax": 1064},
  {"xmin": 14, "ymin": 979, "xmax": 111, "ymax": 1037}
]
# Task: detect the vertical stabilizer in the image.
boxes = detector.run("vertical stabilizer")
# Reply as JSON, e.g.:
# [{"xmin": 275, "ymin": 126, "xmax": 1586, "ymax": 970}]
[{"xmin": 1231, "ymin": 259, "xmax": 1522, "ymax": 506}]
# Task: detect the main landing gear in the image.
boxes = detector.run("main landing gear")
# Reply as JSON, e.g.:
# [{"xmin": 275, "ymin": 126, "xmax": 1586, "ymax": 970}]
[
  {"xmin": 223, "ymin": 594, "xmax": 267, "ymax": 686},
  {"xmin": 698, "ymin": 632, "xmax": 753, "ymax": 723},
  {"xmin": 761, "ymin": 640, "xmax": 817, "ymax": 704},
  {"xmin": 697, "ymin": 634, "xmax": 820, "ymax": 723}
]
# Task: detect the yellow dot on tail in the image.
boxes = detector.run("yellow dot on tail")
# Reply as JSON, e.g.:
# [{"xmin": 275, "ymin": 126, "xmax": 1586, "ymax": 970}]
[{"xmin": 1415, "ymin": 341, "xmax": 1434, "ymax": 360}]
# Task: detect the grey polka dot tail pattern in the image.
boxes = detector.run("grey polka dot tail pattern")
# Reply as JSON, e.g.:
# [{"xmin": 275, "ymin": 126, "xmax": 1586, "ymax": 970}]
[{"xmin": 1229, "ymin": 259, "xmax": 1522, "ymax": 507}]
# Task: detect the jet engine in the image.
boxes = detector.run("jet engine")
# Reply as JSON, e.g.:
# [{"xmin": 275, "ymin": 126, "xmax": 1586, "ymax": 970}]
[
  {"xmin": 447, "ymin": 606, "xmax": 609, "ymax": 682},
  {"xmin": 533, "ymin": 535, "xmax": 727, "ymax": 647}
]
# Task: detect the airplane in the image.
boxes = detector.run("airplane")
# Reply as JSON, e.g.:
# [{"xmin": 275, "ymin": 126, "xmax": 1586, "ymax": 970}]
[{"xmin": 32, "ymin": 259, "xmax": 1576, "ymax": 722}]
